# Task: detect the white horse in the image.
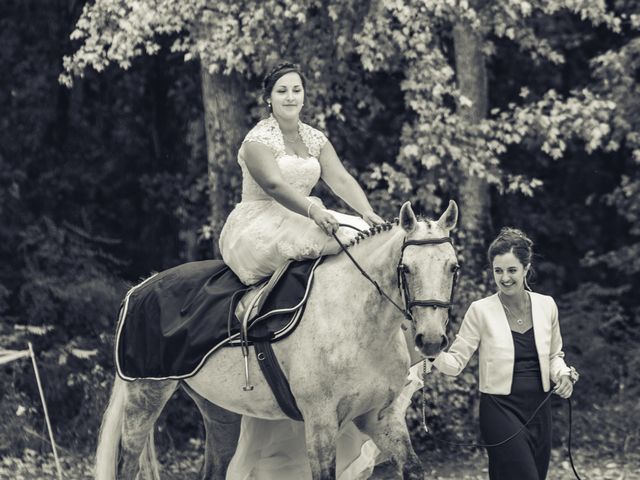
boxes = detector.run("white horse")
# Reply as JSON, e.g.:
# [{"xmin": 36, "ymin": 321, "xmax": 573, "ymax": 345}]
[{"xmin": 96, "ymin": 200, "xmax": 459, "ymax": 479}]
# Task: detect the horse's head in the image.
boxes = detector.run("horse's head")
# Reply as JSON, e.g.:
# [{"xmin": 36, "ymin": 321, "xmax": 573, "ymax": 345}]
[{"xmin": 397, "ymin": 200, "xmax": 459, "ymax": 358}]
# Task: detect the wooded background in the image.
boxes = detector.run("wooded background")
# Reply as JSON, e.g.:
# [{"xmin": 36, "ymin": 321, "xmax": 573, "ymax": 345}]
[{"xmin": 1, "ymin": 0, "xmax": 638, "ymax": 475}]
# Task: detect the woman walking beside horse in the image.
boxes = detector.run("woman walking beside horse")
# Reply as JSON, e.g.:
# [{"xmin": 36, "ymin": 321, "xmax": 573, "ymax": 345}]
[{"xmin": 432, "ymin": 228, "xmax": 577, "ymax": 480}]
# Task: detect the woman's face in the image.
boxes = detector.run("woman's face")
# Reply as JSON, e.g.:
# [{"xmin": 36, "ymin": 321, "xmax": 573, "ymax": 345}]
[
  {"xmin": 492, "ymin": 251, "xmax": 529, "ymax": 297},
  {"xmin": 269, "ymin": 72, "xmax": 304, "ymax": 121}
]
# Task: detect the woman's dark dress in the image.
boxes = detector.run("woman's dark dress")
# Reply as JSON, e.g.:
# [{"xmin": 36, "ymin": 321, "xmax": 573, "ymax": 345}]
[{"xmin": 479, "ymin": 328, "xmax": 552, "ymax": 480}]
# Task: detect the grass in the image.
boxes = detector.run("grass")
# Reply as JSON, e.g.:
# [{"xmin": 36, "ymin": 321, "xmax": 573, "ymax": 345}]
[{"xmin": 0, "ymin": 445, "xmax": 637, "ymax": 479}]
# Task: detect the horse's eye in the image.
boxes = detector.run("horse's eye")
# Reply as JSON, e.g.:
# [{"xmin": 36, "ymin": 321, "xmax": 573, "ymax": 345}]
[{"xmin": 451, "ymin": 265, "xmax": 460, "ymax": 273}]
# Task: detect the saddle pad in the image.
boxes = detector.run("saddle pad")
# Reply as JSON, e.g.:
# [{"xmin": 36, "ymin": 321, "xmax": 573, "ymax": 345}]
[{"xmin": 115, "ymin": 258, "xmax": 322, "ymax": 381}]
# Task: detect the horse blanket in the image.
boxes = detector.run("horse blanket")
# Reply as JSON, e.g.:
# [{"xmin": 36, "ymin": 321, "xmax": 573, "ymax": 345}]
[{"xmin": 115, "ymin": 258, "xmax": 322, "ymax": 381}]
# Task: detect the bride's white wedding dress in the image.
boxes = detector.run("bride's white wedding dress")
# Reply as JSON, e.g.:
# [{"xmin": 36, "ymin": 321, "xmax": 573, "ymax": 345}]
[
  {"xmin": 219, "ymin": 115, "xmax": 368, "ymax": 286},
  {"xmin": 219, "ymin": 115, "xmax": 423, "ymax": 479}
]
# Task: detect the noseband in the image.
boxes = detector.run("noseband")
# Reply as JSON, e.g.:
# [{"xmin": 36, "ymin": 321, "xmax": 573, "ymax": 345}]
[{"xmin": 333, "ymin": 227, "xmax": 459, "ymax": 328}]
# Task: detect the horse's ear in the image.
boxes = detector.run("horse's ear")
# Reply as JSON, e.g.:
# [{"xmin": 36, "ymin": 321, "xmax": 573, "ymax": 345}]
[
  {"xmin": 437, "ymin": 200, "xmax": 458, "ymax": 231},
  {"xmin": 399, "ymin": 201, "xmax": 417, "ymax": 232}
]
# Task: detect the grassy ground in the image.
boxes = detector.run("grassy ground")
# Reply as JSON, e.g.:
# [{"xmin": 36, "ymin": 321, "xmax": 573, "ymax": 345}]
[
  {"xmin": 374, "ymin": 449, "xmax": 639, "ymax": 480},
  {"xmin": 0, "ymin": 446, "xmax": 637, "ymax": 479}
]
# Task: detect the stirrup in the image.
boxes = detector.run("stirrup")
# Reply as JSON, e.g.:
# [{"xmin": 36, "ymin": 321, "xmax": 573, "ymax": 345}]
[
  {"xmin": 240, "ymin": 286, "xmax": 262, "ymax": 391},
  {"xmin": 238, "ymin": 262, "xmax": 292, "ymax": 391},
  {"xmin": 242, "ymin": 348, "xmax": 254, "ymax": 391}
]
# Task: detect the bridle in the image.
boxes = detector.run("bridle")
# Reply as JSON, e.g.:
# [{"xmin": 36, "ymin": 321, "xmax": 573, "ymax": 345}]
[
  {"xmin": 397, "ymin": 237, "xmax": 460, "ymax": 326},
  {"xmin": 332, "ymin": 226, "xmax": 459, "ymax": 329}
]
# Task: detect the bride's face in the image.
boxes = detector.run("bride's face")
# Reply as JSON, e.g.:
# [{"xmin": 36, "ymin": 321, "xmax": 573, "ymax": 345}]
[{"xmin": 269, "ymin": 72, "xmax": 304, "ymax": 121}]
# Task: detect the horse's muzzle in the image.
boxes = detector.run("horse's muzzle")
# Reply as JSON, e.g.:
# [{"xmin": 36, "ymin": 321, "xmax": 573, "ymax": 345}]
[{"xmin": 414, "ymin": 333, "xmax": 448, "ymax": 358}]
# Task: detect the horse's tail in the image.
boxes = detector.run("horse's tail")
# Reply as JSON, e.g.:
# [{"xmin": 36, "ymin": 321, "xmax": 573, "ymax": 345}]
[
  {"xmin": 138, "ymin": 431, "xmax": 161, "ymax": 480},
  {"xmin": 95, "ymin": 376, "xmax": 126, "ymax": 480}
]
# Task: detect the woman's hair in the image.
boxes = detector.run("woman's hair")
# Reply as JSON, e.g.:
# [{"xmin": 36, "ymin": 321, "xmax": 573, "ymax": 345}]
[
  {"xmin": 487, "ymin": 227, "xmax": 534, "ymax": 268},
  {"xmin": 261, "ymin": 62, "xmax": 306, "ymax": 104}
]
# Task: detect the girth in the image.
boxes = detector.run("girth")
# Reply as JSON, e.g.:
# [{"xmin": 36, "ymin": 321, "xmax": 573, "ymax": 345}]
[{"xmin": 254, "ymin": 339, "xmax": 303, "ymax": 421}]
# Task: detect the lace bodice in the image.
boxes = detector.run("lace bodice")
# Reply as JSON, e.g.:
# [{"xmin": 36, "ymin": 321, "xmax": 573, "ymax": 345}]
[{"xmin": 238, "ymin": 116, "xmax": 327, "ymax": 201}]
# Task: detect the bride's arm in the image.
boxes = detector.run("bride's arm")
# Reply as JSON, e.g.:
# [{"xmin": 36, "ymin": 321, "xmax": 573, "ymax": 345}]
[
  {"xmin": 243, "ymin": 142, "xmax": 338, "ymax": 235},
  {"xmin": 318, "ymin": 140, "xmax": 384, "ymax": 226}
]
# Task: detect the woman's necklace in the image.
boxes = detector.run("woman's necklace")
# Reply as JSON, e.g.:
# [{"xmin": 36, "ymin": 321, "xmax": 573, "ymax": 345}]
[
  {"xmin": 282, "ymin": 132, "xmax": 301, "ymax": 145},
  {"xmin": 498, "ymin": 292, "xmax": 528, "ymax": 326}
]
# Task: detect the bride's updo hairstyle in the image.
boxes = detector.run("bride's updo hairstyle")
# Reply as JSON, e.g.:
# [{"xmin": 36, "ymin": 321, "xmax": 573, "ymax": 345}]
[
  {"xmin": 261, "ymin": 62, "xmax": 306, "ymax": 105},
  {"xmin": 487, "ymin": 227, "xmax": 535, "ymax": 289}
]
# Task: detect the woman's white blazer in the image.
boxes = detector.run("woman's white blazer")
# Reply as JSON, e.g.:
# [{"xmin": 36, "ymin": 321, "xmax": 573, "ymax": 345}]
[{"xmin": 433, "ymin": 291, "xmax": 571, "ymax": 394}]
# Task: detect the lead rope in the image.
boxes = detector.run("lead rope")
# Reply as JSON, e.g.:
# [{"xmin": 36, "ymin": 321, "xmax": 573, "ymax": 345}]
[
  {"xmin": 567, "ymin": 398, "xmax": 582, "ymax": 480},
  {"xmin": 420, "ymin": 361, "xmax": 583, "ymax": 479}
]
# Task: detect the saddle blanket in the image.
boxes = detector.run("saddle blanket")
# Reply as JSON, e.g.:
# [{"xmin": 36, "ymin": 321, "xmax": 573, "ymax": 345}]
[{"xmin": 115, "ymin": 258, "xmax": 322, "ymax": 381}]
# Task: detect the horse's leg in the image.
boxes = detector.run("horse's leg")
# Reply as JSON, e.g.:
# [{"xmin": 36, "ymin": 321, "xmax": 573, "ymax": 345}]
[
  {"xmin": 181, "ymin": 384, "xmax": 241, "ymax": 480},
  {"xmin": 303, "ymin": 413, "xmax": 339, "ymax": 480},
  {"xmin": 118, "ymin": 379, "xmax": 178, "ymax": 480},
  {"xmin": 354, "ymin": 401, "xmax": 423, "ymax": 480}
]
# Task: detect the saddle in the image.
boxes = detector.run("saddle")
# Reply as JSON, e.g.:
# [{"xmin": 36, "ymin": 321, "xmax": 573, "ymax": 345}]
[{"xmin": 115, "ymin": 258, "xmax": 322, "ymax": 420}]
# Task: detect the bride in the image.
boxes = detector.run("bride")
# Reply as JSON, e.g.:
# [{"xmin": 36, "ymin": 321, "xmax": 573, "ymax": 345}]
[
  {"xmin": 219, "ymin": 62, "xmax": 383, "ymax": 286},
  {"xmin": 219, "ymin": 62, "xmax": 422, "ymax": 479}
]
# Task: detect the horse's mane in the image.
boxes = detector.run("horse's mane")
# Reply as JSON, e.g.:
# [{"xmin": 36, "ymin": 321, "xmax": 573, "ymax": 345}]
[
  {"xmin": 346, "ymin": 215, "xmax": 440, "ymax": 249},
  {"xmin": 345, "ymin": 219, "xmax": 398, "ymax": 248}
]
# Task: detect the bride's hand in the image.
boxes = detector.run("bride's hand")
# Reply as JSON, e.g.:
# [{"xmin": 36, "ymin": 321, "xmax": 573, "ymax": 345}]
[
  {"xmin": 361, "ymin": 210, "xmax": 385, "ymax": 227},
  {"xmin": 310, "ymin": 206, "xmax": 339, "ymax": 236}
]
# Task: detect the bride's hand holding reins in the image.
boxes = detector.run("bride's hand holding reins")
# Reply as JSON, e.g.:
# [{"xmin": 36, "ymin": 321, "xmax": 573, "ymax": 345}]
[{"xmin": 309, "ymin": 204, "xmax": 339, "ymax": 236}]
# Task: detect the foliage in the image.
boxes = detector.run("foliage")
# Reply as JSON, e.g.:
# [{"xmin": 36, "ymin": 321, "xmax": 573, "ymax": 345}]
[
  {"xmin": 582, "ymin": 35, "xmax": 640, "ymax": 277},
  {"xmin": 0, "ymin": 0, "xmax": 206, "ymax": 455},
  {"xmin": 559, "ymin": 284, "xmax": 639, "ymax": 400}
]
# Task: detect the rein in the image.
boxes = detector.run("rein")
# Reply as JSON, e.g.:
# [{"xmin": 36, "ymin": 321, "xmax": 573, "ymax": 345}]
[
  {"xmin": 331, "ymin": 226, "xmax": 408, "ymax": 320},
  {"xmin": 331, "ymin": 224, "xmax": 458, "ymax": 326}
]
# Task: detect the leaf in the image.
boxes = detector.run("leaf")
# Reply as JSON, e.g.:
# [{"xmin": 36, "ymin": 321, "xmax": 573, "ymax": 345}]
[
  {"xmin": 69, "ymin": 348, "xmax": 99, "ymax": 360},
  {"xmin": 13, "ymin": 325, "xmax": 55, "ymax": 335}
]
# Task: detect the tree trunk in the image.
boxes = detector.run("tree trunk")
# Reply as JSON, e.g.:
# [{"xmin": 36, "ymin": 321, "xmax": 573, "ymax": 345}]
[
  {"xmin": 180, "ymin": 115, "xmax": 206, "ymax": 262},
  {"xmin": 200, "ymin": 67, "xmax": 249, "ymax": 258},
  {"xmin": 453, "ymin": 23, "xmax": 491, "ymax": 274},
  {"xmin": 453, "ymin": 21, "xmax": 491, "ymax": 427}
]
